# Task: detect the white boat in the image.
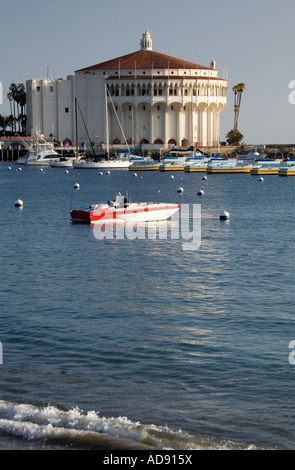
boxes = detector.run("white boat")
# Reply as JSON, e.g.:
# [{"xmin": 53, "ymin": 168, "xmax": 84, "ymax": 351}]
[
  {"xmin": 73, "ymin": 155, "xmax": 131, "ymax": 169},
  {"xmin": 71, "ymin": 192, "xmax": 180, "ymax": 224},
  {"xmin": 49, "ymin": 157, "xmax": 74, "ymax": 168},
  {"xmin": 237, "ymin": 151, "xmax": 266, "ymax": 161},
  {"xmin": 22, "ymin": 139, "xmax": 60, "ymax": 166}
]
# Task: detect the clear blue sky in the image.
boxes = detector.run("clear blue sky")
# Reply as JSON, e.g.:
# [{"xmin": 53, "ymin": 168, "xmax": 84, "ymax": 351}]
[{"xmin": 1, "ymin": 0, "xmax": 294, "ymax": 144}]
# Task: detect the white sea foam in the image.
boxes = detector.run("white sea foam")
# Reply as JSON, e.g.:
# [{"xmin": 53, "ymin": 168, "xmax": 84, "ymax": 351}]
[{"xmin": 0, "ymin": 400, "xmax": 258, "ymax": 450}]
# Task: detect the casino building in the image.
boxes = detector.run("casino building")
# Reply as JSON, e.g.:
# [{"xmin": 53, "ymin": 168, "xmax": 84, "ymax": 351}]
[{"xmin": 26, "ymin": 32, "xmax": 227, "ymax": 149}]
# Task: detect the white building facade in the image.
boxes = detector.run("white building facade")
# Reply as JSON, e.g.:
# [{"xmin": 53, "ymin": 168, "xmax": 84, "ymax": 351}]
[{"xmin": 26, "ymin": 32, "xmax": 227, "ymax": 149}]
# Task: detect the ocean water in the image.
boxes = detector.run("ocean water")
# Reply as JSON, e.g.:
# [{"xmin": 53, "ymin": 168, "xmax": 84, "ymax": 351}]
[{"xmin": 0, "ymin": 162, "xmax": 294, "ymax": 450}]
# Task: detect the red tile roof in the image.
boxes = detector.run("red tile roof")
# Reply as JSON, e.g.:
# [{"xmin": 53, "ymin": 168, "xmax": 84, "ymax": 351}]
[{"xmin": 75, "ymin": 49, "xmax": 210, "ymax": 73}]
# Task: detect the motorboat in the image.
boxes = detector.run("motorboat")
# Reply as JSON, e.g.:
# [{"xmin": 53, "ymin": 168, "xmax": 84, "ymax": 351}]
[
  {"xmin": 49, "ymin": 157, "xmax": 74, "ymax": 168},
  {"xmin": 25, "ymin": 141, "xmax": 60, "ymax": 166},
  {"xmin": 15, "ymin": 136, "xmax": 60, "ymax": 166},
  {"xmin": 129, "ymin": 157, "xmax": 159, "ymax": 171},
  {"xmin": 206, "ymin": 159, "xmax": 258, "ymax": 173},
  {"xmin": 278, "ymin": 160, "xmax": 295, "ymax": 176},
  {"xmin": 159, "ymin": 157, "xmax": 187, "ymax": 171},
  {"xmin": 237, "ymin": 151, "xmax": 266, "ymax": 161},
  {"xmin": 184, "ymin": 158, "xmax": 211, "ymax": 172},
  {"xmin": 250, "ymin": 160, "xmax": 282, "ymax": 175},
  {"xmin": 70, "ymin": 192, "xmax": 180, "ymax": 224}
]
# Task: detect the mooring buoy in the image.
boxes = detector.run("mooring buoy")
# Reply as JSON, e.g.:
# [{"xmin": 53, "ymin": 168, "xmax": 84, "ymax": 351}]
[
  {"xmin": 220, "ymin": 210, "xmax": 229, "ymax": 220},
  {"xmin": 15, "ymin": 199, "xmax": 23, "ymax": 207}
]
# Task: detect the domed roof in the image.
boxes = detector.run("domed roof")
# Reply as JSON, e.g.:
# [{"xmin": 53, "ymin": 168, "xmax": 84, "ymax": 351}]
[
  {"xmin": 76, "ymin": 49, "xmax": 209, "ymax": 73},
  {"xmin": 75, "ymin": 32, "xmax": 210, "ymax": 74}
]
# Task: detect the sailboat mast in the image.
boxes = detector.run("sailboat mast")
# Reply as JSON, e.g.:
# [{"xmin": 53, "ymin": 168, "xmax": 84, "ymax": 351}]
[
  {"xmin": 105, "ymin": 85, "xmax": 109, "ymax": 159},
  {"xmin": 75, "ymin": 97, "xmax": 78, "ymax": 157}
]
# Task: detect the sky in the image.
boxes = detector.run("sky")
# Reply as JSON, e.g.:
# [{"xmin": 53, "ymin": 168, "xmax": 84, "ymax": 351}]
[{"xmin": 0, "ymin": 0, "xmax": 294, "ymax": 144}]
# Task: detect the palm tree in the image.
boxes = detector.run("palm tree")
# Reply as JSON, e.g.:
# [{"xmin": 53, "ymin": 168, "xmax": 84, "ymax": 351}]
[
  {"xmin": 232, "ymin": 83, "xmax": 245, "ymax": 130},
  {"xmin": 7, "ymin": 83, "xmax": 17, "ymax": 132},
  {"xmin": 226, "ymin": 129, "xmax": 244, "ymax": 146},
  {"xmin": 7, "ymin": 83, "xmax": 26, "ymax": 133},
  {"xmin": 0, "ymin": 114, "xmax": 14, "ymax": 134}
]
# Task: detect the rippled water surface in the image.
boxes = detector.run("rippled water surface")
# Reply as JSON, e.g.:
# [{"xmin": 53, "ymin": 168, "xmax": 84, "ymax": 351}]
[{"xmin": 0, "ymin": 163, "xmax": 294, "ymax": 449}]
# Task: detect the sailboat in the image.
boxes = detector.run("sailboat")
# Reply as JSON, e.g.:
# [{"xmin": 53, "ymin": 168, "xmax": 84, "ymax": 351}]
[{"xmin": 73, "ymin": 87, "xmax": 133, "ymax": 169}]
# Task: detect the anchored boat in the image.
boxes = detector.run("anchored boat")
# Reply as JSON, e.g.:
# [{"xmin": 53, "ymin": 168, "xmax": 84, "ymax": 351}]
[
  {"xmin": 206, "ymin": 159, "xmax": 258, "ymax": 173},
  {"xmin": 71, "ymin": 193, "xmax": 180, "ymax": 224},
  {"xmin": 250, "ymin": 160, "xmax": 282, "ymax": 175},
  {"xmin": 278, "ymin": 160, "xmax": 295, "ymax": 176}
]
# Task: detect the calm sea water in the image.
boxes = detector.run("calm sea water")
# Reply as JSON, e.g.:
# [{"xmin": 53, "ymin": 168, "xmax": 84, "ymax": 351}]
[{"xmin": 0, "ymin": 162, "xmax": 294, "ymax": 450}]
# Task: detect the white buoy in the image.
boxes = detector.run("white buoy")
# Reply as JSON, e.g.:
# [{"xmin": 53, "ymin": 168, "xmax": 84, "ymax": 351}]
[
  {"xmin": 74, "ymin": 183, "xmax": 80, "ymax": 189},
  {"xmin": 99, "ymin": 172, "xmax": 103, "ymax": 175},
  {"xmin": 106, "ymin": 171, "xmax": 110, "ymax": 175},
  {"xmin": 15, "ymin": 199, "xmax": 23, "ymax": 207},
  {"xmin": 258, "ymin": 177, "xmax": 264, "ymax": 182},
  {"xmin": 197, "ymin": 189, "xmax": 204, "ymax": 196},
  {"xmin": 202, "ymin": 175, "xmax": 207, "ymax": 180},
  {"xmin": 220, "ymin": 210, "xmax": 229, "ymax": 220},
  {"xmin": 8, "ymin": 167, "xmax": 11, "ymax": 171},
  {"xmin": 65, "ymin": 170, "xmax": 69, "ymax": 174},
  {"xmin": 171, "ymin": 175, "xmax": 174, "ymax": 179},
  {"xmin": 133, "ymin": 172, "xmax": 138, "ymax": 177},
  {"xmin": 177, "ymin": 186, "xmax": 184, "ymax": 193}
]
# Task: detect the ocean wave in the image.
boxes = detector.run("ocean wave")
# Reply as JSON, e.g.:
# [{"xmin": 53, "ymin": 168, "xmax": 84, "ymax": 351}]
[{"xmin": 0, "ymin": 400, "xmax": 257, "ymax": 450}]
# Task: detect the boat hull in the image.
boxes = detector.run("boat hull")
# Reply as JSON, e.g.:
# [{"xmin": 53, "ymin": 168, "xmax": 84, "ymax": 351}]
[
  {"xmin": 26, "ymin": 158, "xmax": 60, "ymax": 166},
  {"xmin": 159, "ymin": 165, "xmax": 185, "ymax": 171},
  {"xmin": 184, "ymin": 165, "xmax": 208, "ymax": 172},
  {"xmin": 278, "ymin": 169, "xmax": 295, "ymax": 176},
  {"xmin": 250, "ymin": 169, "xmax": 278, "ymax": 175},
  {"xmin": 73, "ymin": 160, "xmax": 131, "ymax": 169},
  {"xmin": 129, "ymin": 165, "xmax": 159, "ymax": 170},
  {"xmin": 207, "ymin": 166, "xmax": 253, "ymax": 173}
]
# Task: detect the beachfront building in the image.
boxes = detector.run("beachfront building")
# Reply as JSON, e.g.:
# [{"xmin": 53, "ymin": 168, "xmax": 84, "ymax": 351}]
[{"xmin": 26, "ymin": 32, "xmax": 227, "ymax": 150}]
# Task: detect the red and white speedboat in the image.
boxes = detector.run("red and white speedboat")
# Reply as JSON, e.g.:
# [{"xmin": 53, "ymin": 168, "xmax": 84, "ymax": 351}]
[{"xmin": 71, "ymin": 193, "xmax": 180, "ymax": 224}]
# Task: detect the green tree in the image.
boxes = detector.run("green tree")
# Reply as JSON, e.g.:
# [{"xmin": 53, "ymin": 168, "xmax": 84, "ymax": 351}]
[
  {"xmin": 0, "ymin": 114, "xmax": 14, "ymax": 133},
  {"xmin": 226, "ymin": 129, "xmax": 244, "ymax": 145}
]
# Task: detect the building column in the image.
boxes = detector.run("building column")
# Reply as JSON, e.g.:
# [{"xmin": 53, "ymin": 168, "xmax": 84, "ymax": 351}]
[
  {"xmin": 177, "ymin": 107, "xmax": 185, "ymax": 146},
  {"xmin": 207, "ymin": 107, "xmax": 212, "ymax": 146},
  {"xmin": 164, "ymin": 105, "xmax": 169, "ymax": 147},
  {"xmin": 149, "ymin": 107, "xmax": 154, "ymax": 144}
]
